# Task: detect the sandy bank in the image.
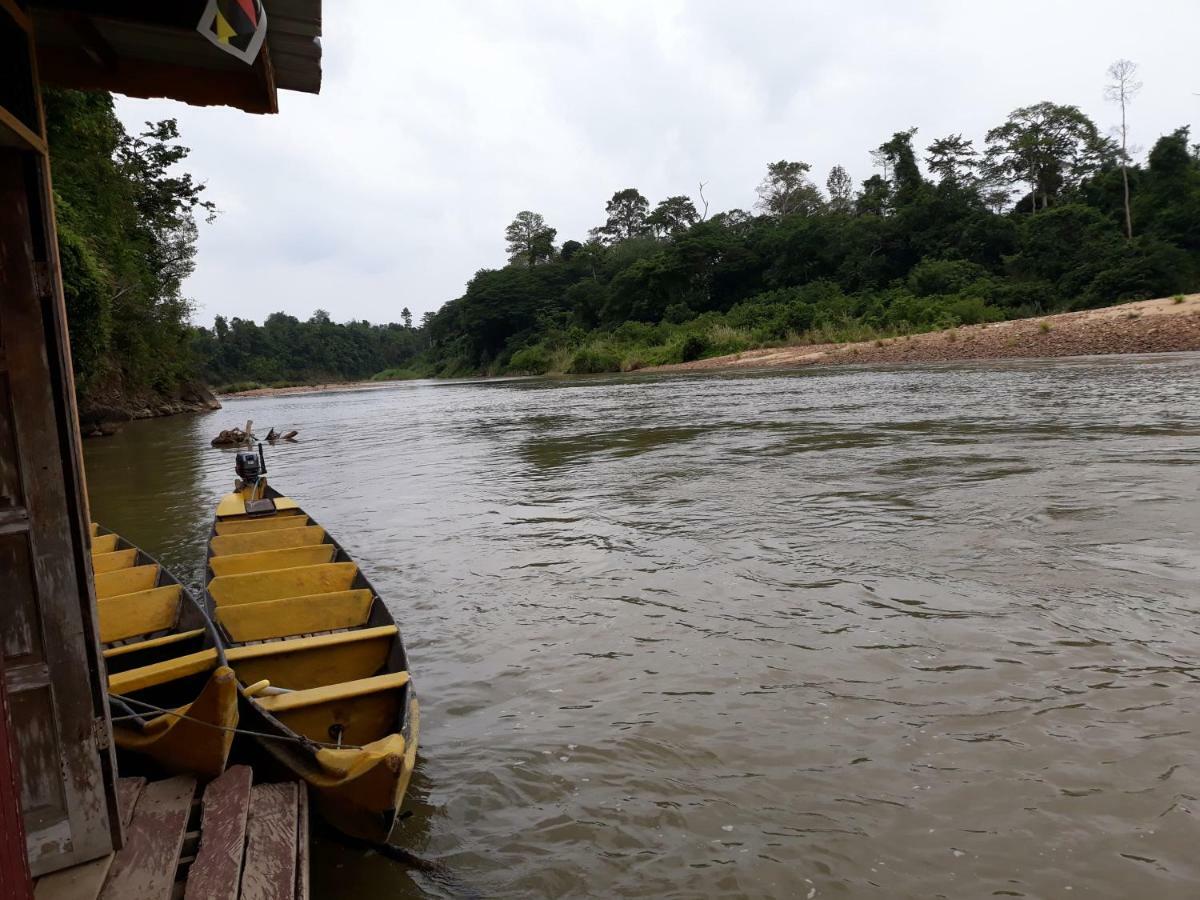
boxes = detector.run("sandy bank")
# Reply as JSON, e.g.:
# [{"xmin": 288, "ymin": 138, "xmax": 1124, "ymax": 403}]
[{"xmin": 646, "ymin": 294, "xmax": 1200, "ymax": 374}]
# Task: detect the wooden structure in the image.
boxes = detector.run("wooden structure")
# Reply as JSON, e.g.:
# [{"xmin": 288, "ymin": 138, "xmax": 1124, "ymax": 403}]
[
  {"xmin": 0, "ymin": 1, "xmax": 322, "ymax": 894},
  {"xmin": 34, "ymin": 767, "xmax": 309, "ymax": 900}
]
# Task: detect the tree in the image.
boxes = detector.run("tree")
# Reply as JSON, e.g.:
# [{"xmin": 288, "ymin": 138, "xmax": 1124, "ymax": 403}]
[
  {"xmin": 599, "ymin": 189, "xmax": 651, "ymax": 243},
  {"xmin": 647, "ymin": 195, "xmax": 699, "ymax": 237},
  {"xmin": 755, "ymin": 160, "xmax": 823, "ymax": 217},
  {"xmin": 826, "ymin": 166, "xmax": 854, "ymax": 213},
  {"xmin": 856, "ymin": 174, "xmax": 890, "ymax": 216},
  {"xmin": 875, "ymin": 129, "xmax": 923, "ymax": 205},
  {"xmin": 401, "ymin": 307, "xmax": 413, "ymax": 328},
  {"xmin": 505, "ymin": 210, "xmax": 557, "ymax": 267},
  {"xmin": 1105, "ymin": 59, "xmax": 1142, "ymax": 239},
  {"xmin": 926, "ymin": 134, "xmax": 979, "ymax": 185},
  {"xmin": 985, "ymin": 102, "xmax": 1115, "ymax": 212}
]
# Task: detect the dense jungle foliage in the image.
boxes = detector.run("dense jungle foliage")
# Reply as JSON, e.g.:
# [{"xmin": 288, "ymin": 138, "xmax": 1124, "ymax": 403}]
[
  {"xmin": 424, "ymin": 105, "xmax": 1200, "ymax": 376},
  {"xmin": 49, "ymin": 82, "xmax": 1200, "ymax": 393}
]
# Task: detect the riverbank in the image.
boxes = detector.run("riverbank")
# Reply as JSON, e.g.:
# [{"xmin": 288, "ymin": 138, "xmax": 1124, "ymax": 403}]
[
  {"xmin": 79, "ymin": 379, "xmax": 221, "ymax": 435},
  {"xmin": 647, "ymin": 294, "xmax": 1200, "ymax": 374}
]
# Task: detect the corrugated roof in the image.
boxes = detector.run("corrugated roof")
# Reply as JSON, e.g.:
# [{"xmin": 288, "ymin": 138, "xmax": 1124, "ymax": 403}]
[
  {"xmin": 31, "ymin": 1, "xmax": 322, "ymax": 113},
  {"xmin": 265, "ymin": 0, "xmax": 322, "ymax": 95}
]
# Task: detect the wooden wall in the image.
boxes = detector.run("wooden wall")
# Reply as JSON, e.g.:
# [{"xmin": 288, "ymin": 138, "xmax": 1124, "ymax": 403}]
[{"xmin": 0, "ymin": 0, "xmax": 120, "ymax": 880}]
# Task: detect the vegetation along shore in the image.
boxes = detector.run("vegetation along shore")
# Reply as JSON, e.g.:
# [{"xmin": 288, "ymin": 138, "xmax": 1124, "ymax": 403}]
[{"xmin": 50, "ymin": 76, "xmax": 1200, "ymax": 404}]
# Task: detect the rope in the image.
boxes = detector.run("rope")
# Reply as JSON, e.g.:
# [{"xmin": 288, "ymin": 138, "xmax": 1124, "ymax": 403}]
[{"xmin": 109, "ymin": 693, "xmax": 367, "ymax": 750}]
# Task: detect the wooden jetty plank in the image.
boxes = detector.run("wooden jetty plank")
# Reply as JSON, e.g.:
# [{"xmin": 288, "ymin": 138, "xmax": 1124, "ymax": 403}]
[
  {"xmin": 182, "ymin": 766, "xmax": 252, "ymax": 900},
  {"xmin": 98, "ymin": 776, "xmax": 196, "ymax": 900},
  {"xmin": 239, "ymin": 784, "xmax": 298, "ymax": 900},
  {"xmin": 294, "ymin": 785, "xmax": 309, "ymax": 900},
  {"xmin": 34, "ymin": 779, "xmax": 145, "ymax": 900}
]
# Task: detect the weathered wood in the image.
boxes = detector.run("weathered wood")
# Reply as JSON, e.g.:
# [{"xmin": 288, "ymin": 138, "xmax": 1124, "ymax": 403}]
[
  {"xmin": 239, "ymin": 784, "xmax": 297, "ymax": 900},
  {"xmin": 98, "ymin": 776, "xmax": 195, "ymax": 900},
  {"xmin": 294, "ymin": 786, "xmax": 308, "ymax": 900},
  {"xmin": 182, "ymin": 766, "xmax": 252, "ymax": 900},
  {"xmin": 0, "ymin": 666, "xmax": 32, "ymax": 900},
  {"xmin": 115, "ymin": 778, "xmax": 145, "ymax": 829},
  {"xmin": 0, "ymin": 146, "xmax": 116, "ymax": 875}
]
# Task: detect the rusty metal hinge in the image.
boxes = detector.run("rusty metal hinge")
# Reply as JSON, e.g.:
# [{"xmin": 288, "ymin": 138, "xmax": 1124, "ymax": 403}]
[
  {"xmin": 33, "ymin": 262, "xmax": 54, "ymax": 299},
  {"xmin": 92, "ymin": 716, "xmax": 111, "ymax": 751}
]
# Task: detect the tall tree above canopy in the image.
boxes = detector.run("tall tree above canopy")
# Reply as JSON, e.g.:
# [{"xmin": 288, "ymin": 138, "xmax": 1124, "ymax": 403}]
[
  {"xmin": 505, "ymin": 210, "xmax": 557, "ymax": 267},
  {"xmin": 875, "ymin": 129, "xmax": 924, "ymax": 205},
  {"xmin": 1104, "ymin": 59, "xmax": 1142, "ymax": 239},
  {"xmin": 985, "ymin": 102, "xmax": 1115, "ymax": 212},
  {"xmin": 599, "ymin": 188, "xmax": 651, "ymax": 243},
  {"xmin": 647, "ymin": 195, "xmax": 699, "ymax": 237},
  {"xmin": 755, "ymin": 160, "xmax": 823, "ymax": 217},
  {"xmin": 926, "ymin": 134, "xmax": 979, "ymax": 185},
  {"xmin": 825, "ymin": 165, "xmax": 854, "ymax": 213}
]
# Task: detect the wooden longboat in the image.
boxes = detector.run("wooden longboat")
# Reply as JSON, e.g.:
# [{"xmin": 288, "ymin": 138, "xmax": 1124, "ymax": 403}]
[
  {"xmin": 202, "ymin": 459, "xmax": 419, "ymax": 842},
  {"xmin": 91, "ymin": 523, "xmax": 238, "ymax": 780}
]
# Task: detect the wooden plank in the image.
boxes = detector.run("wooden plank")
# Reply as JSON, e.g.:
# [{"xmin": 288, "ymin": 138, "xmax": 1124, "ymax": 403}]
[
  {"xmin": 33, "ymin": 782, "xmax": 137, "ymax": 900},
  {"xmin": 0, "ymin": 666, "xmax": 32, "ymax": 900},
  {"xmin": 182, "ymin": 767, "xmax": 251, "ymax": 900},
  {"xmin": 115, "ymin": 779, "xmax": 145, "ymax": 829},
  {"xmin": 294, "ymin": 786, "xmax": 308, "ymax": 900},
  {"xmin": 239, "ymin": 784, "xmax": 297, "ymax": 900},
  {"xmin": 98, "ymin": 776, "xmax": 195, "ymax": 900}
]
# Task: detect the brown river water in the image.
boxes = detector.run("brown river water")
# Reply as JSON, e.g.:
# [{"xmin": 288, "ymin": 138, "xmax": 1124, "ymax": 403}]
[{"xmin": 84, "ymin": 354, "xmax": 1200, "ymax": 899}]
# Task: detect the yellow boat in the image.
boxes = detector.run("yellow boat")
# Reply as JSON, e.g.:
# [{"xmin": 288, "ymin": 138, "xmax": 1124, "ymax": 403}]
[
  {"xmin": 203, "ymin": 449, "xmax": 419, "ymax": 842},
  {"xmin": 91, "ymin": 523, "xmax": 238, "ymax": 780}
]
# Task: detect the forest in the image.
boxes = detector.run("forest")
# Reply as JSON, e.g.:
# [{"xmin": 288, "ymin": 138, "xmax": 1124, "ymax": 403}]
[{"xmin": 47, "ymin": 64, "xmax": 1200, "ymax": 396}]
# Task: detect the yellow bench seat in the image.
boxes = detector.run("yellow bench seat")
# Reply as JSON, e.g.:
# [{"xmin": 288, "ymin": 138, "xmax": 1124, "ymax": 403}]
[
  {"xmin": 92, "ymin": 547, "xmax": 138, "ymax": 574},
  {"xmin": 94, "ymin": 564, "xmax": 159, "ymax": 599},
  {"xmin": 108, "ymin": 625, "xmax": 398, "ymax": 695},
  {"xmin": 209, "ymin": 544, "xmax": 336, "ymax": 577},
  {"xmin": 208, "ymin": 562, "xmax": 359, "ymax": 607},
  {"xmin": 217, "ymin": 589, "xmax": 374, "ymax": 642},
  {"xmin": 257, "ymin": 671, "xmax": 411, "ymax": 746},
  {"xmin": 97, "ymin": 584, "xmax": 181, "ymax": 643},
  {"xmin": 214, "ymin": 511, "xmax": 308, "ymax": 536},
  {"xmin": 210, "ymin": 525, "xmax": 327, "ymax": 557}
]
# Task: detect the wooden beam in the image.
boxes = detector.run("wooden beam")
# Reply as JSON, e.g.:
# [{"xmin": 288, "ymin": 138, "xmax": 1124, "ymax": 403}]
[
  {"xmin": 98, "ymin": 777, "xmax": 196, "ymax": 900},
  {"xmin": 36, "ymin": 46, "xmax": 277, "ymax": 115},
  {"xmin": 62, "ymin": 15, "xmax": 118, "ymax": 71},
  {"xmin": 0, "ymin": 0, "xmax": 32, "ymax": 34}
]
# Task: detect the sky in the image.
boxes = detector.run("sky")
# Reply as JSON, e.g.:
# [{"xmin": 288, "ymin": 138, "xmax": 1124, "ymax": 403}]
[{"xmin": 113, "ymin": 0, "xmax": 1200, "ymax": 327}]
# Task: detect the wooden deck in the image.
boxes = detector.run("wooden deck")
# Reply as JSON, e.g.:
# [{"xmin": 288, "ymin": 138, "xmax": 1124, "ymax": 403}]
[{"xmin": 33, "ymin": 768, "xmax": 308, "ymax": 900}]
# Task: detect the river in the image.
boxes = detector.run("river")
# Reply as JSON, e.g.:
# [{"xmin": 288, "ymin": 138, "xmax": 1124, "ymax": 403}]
[{"xmin": 84, "ymin": 354, "xmax": 1200, "ymax": 899}]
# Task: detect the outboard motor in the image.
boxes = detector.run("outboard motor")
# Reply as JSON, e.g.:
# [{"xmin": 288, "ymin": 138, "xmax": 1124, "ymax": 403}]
[
  {"xmin": 234, "ymin": 444, "xmax": 276, "ymax": 515},
  {"xmin": 235, "ymin": 450, "xmax": 261, "ymax": 483}
]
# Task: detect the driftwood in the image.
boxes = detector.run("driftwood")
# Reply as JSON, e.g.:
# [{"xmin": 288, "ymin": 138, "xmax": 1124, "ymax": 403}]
[
  {"xmin": 212, "ymin": 419, "xmax": 297, "ymax": 447},
  {"xmin": 211, "ymin": 420, "xmax": 254, "ymax": 447}
]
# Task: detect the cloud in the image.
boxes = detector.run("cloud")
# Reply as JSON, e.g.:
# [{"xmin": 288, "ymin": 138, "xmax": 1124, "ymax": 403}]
[{"xmin": 113, "ymin": 0, "xmax": 1200, "ymax": 326}]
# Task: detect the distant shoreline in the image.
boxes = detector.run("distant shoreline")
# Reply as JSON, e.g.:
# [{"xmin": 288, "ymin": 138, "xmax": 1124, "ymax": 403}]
[
  {"xmin": 646, "ymin": 294, "xmax": 1200, "ymax": 374},
  {"xmin": 215, "ymin": 295, "xmax": 1200, "ymax": 398}
]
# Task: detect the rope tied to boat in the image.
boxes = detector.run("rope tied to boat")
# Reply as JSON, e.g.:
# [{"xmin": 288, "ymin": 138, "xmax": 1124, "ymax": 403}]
[{"xmin": 109, "ymin": 693, "xmax": 367, "ymax": 750}]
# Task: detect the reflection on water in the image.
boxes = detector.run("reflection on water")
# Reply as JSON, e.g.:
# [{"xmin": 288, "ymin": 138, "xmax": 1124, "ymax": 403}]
[{"xmin": 85, "ymin": 355, "xmax": 1200, "ymax": 899}]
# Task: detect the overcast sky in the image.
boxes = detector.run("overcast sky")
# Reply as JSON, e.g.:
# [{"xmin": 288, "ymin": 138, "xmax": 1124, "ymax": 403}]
[{"xmin": 113, "ymin": 0, "xmax": 1200, "ymax": 327}]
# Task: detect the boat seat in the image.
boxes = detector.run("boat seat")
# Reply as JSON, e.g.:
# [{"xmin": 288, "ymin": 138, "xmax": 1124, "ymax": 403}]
[
  {"xmin": 257, "ymin": 671, "xmax": 411, "ymax": 714},
  {"xmin": 256, "ymin": 671, "xmax": 411, "ymax": 746},
  {"xmin": 216, "ymin": 589, "xmax": 374, "ymax": 643},
  {"xmin": 97, "ymin": 584, "xmax": 181, "ymax": 644},
  {"xmin": 90, "ymin": 522, "xmax": 100, "ymax": 537},
  {"xmin": 215, "ymin": 492, "xmax": 302, "ymax": 518},
  {"xmin": 214, "ymin": 512, "xmax": 308, "ymax": 536},
  {"xmin": 226, "ymin": 625, "xmax": 397, "ymax": 691},
  {"xmin": 108, "ymin": 648, "xmax": 220, "ymax": 695},
  {"xmin": 92, "ymin": 532, "xmax": 119, "ymax": 553},
  {"xmin": 103, "ymin": 628, "xmax": 206, "ymax": 659},
  {"xmin": 92, "ymin": 547, "xmax": 138, "ymax": 574},
  {"xmin": 208, "ymin": 543, "xmax": 336, "ymax": 577},
  {"xmin": 209, "ymin": 562, "xmax": 359, "ymax": 607},
  {"xmin": 210, "ymin": 525, "xmax": 327, "ymax": 557},
  {"xmin": 95, "ymin": 564, "xmax": 160, "ymax": 599}
]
